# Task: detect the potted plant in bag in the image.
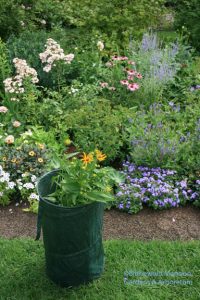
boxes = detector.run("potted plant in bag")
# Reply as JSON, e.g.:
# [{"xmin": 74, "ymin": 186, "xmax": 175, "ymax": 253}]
[{"xmin": 36, "ymin": 150, "xmax": 123, "ymax": 287}]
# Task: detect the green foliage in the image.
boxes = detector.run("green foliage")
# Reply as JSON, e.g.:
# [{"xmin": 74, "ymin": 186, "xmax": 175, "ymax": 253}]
[
  {"xmin": 7, "ymin": 29, "xmax": 78, "ymax": 89},
  {"xmin": 0, "ymin": 39, "xmax": 11, "ymax": 96},
  {"xmin": 0, "ymin": 1, "xmax": 24, "ymax": 40},
  {"xmin": 125, "ymin": 99, "xmax": 200, "ymax": 175},
  {"xmin": 63, "ymin": 0, "xmax": 166, "ymax": 46},
  {"xmin": 0, "ymin": 141, "xmax": 48, "ymax": 180},
  {"xmin": 173, "ymin": 0, "xmax": 200, "ymax": 51},
  {"xmin": 44, "ymin": 151, "xmax": 122, "ymax": 207},
  {"xmin": 1, "ymin": 0, "xmax": 166, "ymax": 48},
  {"xmin": 65, "ymin": 99, "xmax": 135, "ymax": 162}
]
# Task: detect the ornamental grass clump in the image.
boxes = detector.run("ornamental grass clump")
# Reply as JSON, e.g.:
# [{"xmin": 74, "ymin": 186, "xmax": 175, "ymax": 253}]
[
  {"xmin": 44, "ymin": 150, "xmax": 123, "ymax": 207},
  {"xmin": 115, "ymin": 161, "xmax": 197, "ymax": 214}
]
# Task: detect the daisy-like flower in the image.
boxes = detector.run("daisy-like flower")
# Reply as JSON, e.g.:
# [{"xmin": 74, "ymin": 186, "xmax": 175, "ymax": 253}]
[
  {"xmin": 5, "ymin": 135, "xmax": 14, "ymax": 144},
  {"xmin": 120, "ymin": 80, "xmax": 129, "ymax": 86},
  {"xmin": 95, "ymin": 150, "xmax": 107, "ymax": 161},
  {"xmin": 29, "ymin": 151, "xmax": 35, "ymax": 157},
  {"xmin": 2, "ymin": 157, "xmax": 7, "ymax": 161},
  {"xmin": 111, "ymin": 55, "xmax": 120, "ymax": 61},
  {"xmin": 127, "ymin": 83, "xmax": 140, "ymax": 91},
  {"xmin": 136, "ymin": 73, "xmax": 143, "ymax": 79},
  {"xmin": 38, "ymin": 143, "xmax": 45, "ymax": 150},
  {"xmin": 11, "ymin": 158, "xmax": 17, "ymax": 163},
  {"xmin": 38, "ymin": 158, "xmax": 44, "ymax": 163},
  {"xmin": 127, "ymin": 69, "xmax": 137, "ymax": 76},
  {"xmin": 81, "ymin": 152, "xmax": 93, "ymax": 165}
]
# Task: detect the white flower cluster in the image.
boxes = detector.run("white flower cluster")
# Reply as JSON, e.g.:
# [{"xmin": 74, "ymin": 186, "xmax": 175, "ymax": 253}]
[
  {"xmin": 16, "ymin": 173, "xmax": 39, "ymax": 201},
  {"xmin": 39, "ymin": 38, "xmax": 74, "ymax": 72},
  {"xmin": 0, "ymin": 165, "xmax": 40, "ymax": 206},
  {"xmin": 0, "ymin": 165, "xmax": 16, "ymax": 200},
  {"xmin": 3, "ymin": 58, "xmax": 39, "ymax": 94}
]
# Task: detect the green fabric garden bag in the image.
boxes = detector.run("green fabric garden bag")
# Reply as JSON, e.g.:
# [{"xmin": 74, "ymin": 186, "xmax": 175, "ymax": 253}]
[{"xmin": 36, "ymin": 170, "xmax": 105, "ymax": 287}]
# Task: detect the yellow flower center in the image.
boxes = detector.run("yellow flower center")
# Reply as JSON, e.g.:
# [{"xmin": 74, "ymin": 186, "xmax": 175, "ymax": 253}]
[{"xmin": 29, "ymin": 151, "xmax": 35, "ymax": 157}]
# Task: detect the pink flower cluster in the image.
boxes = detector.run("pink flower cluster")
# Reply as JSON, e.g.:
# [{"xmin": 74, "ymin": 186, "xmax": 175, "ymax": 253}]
[
  {"xmin": 3, "ymin": 58, "xmax": 39, "ymax": 94},
  {"xmin": 39, "ymin": 38, "xmax": 74, "ymax": 72},
  {"xmin": 105, "ymin": 54, "xmax": 142, "ymax": 92},
  {"xmin": 120, "ymin": 68, "xmax": 142, "ymax": 91}
]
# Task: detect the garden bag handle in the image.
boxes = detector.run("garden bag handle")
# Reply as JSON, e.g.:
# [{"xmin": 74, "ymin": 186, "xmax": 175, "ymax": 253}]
[{"xmin": 35, "ymin": 200, "xmax": 43, "ymax": 240}]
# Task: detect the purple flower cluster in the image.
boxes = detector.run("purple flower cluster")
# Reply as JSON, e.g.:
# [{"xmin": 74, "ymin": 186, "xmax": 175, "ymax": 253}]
[
  {"xmin": 190, "ymin": 85, "xmax": 200, "ymax": 92},
  {"xmin": 115, "ymin": 161, "xmax": 199, "ymax": 214},
  {"xmin": 141, "ymin": 33, "xmax": 158, "ymax": 52}
]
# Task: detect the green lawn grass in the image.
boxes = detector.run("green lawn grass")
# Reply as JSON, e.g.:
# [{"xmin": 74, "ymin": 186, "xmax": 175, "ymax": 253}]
[{"xmin": 0, "ymin": 238, "xmax": 200, "ymax": 300}]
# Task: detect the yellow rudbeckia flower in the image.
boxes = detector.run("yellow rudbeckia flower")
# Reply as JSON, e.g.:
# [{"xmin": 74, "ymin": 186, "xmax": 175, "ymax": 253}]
[
  {"xmin": 81, "ymin": 152, "xmax": 93, "ymax": 165},
  {"xmin": 95, "ymin": 150, "xmax": 107, "ymax": 161}
]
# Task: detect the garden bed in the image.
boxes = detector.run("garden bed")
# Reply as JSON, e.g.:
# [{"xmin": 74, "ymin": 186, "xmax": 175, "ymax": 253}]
[{"xmin": 1, "ymin": 203, "xmax": 200, "ymax": 240}]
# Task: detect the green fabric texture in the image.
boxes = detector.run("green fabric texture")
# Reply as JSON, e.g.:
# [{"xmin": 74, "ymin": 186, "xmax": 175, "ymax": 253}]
[{"xmin": 36, "ymin": 170, "xmax": 105, "ymax": 287}]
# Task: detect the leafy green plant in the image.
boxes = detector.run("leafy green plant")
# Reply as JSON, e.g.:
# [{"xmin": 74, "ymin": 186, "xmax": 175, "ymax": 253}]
[
  {"xmin": 0, "ymin": 165, "xmax": 15, "ymax": 205},
  {"xmin": 0, "ymin": 140, "xmax": 48, "ymax": 180},
  {"xmin": 0, "ymin": 39, "xmax": 11, "ymax": 95},
  {"xmin": 64, "ymin": 99, "xmax": 136, "ymax": 162},
  {"xmin": 63, "ymin": 0, "xmax": 166, "ymax": 47},
  {"xmin": 173, "ymin": 0, "xmax": 200, "ymax": 51},
  {"xmin": 125, "ymin": 100, "xmax": 200, "ymax": 175},
  {"xmin": 44, "ymin": 151, "xmax": 123, "ymax": 207}
]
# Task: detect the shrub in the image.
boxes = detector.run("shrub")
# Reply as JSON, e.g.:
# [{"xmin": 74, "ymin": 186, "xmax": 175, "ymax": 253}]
[
  {"xmin": 64, "ymin": 99, "xmax": 135, "ymax": 162},
  {"xmin": 63, "ymin": 0, "xmax": 166, "ymax": 47},
  {"xmin": 0, "ymin": 39, "xmax": 11, "ymax": 95},
  {"xmin": 173, "ymin": 0, "xmax": 200, "ymax": 51}
]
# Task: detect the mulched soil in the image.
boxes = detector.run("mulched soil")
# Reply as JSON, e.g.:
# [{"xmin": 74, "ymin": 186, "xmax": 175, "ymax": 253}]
[{"xmin": 0, "ymin": 202, "xmax": 200, "ymax": 240}]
